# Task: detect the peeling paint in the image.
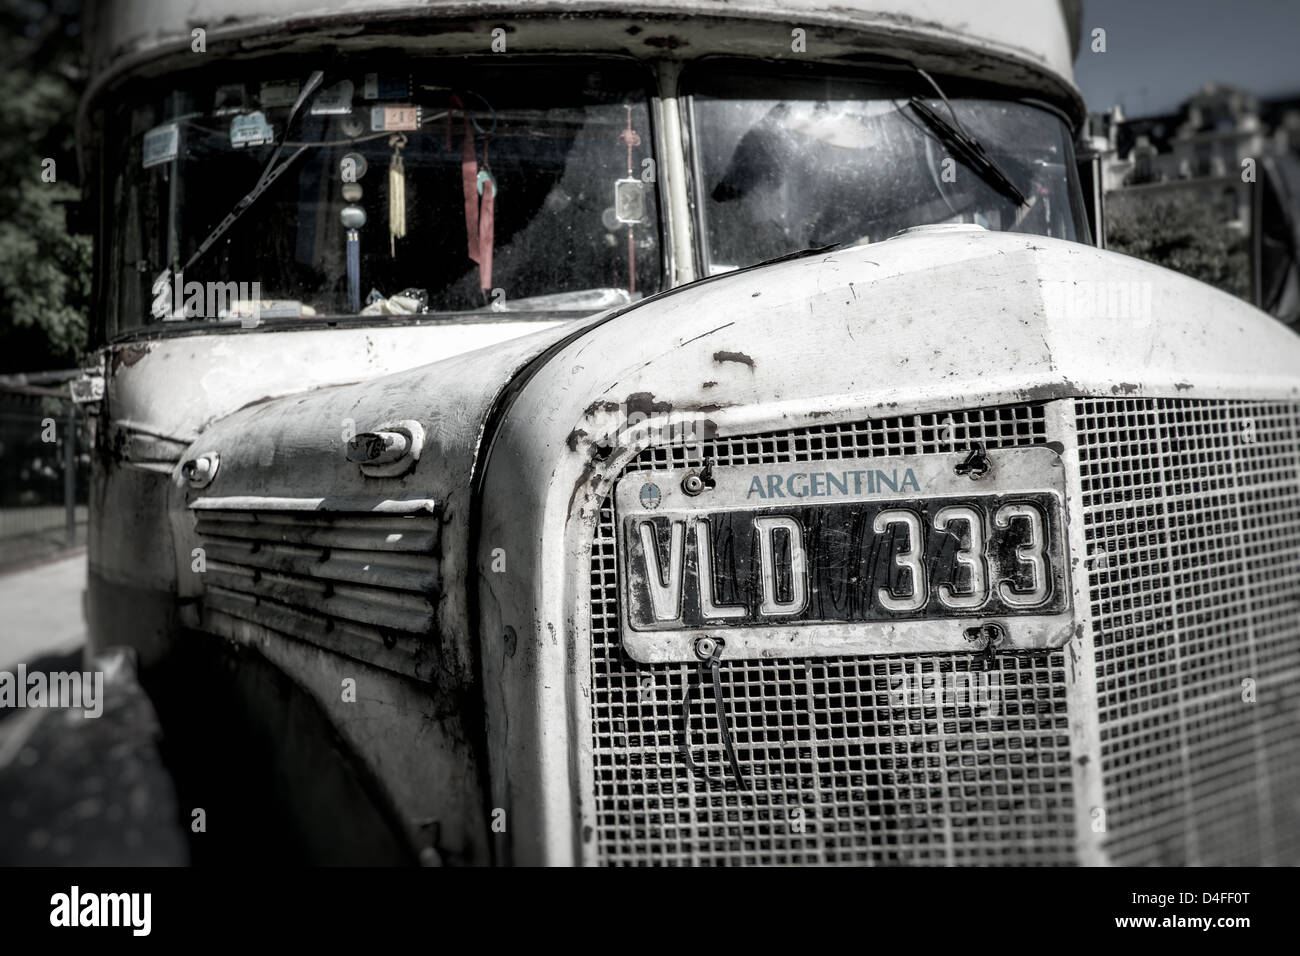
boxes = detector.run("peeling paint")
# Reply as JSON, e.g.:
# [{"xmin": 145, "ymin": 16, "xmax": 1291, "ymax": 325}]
[
  {"xmin": 1016, "ymin": 380, "xmax": 1084, "ymax": 402},
  {"xmin": 111, "ymin": 343, "xmax": 153, "ymax": 373},
  {"xmin": 713, "ymin": 350, "xmax": 756, "ymax": 370}
]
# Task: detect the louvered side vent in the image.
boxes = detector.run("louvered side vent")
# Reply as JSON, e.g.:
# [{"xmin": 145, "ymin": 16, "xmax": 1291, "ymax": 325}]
[{"xmin": 191, "ymin": 498, "xmax": 441, "ymax": 681}]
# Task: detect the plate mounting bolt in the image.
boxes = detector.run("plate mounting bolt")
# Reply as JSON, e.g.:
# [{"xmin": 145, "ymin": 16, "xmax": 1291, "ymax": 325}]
[
  {"xmin": 682, "ymin": 458, "xmax": 716, "ymax": 496},
  {"xmin": 694, "ymin": 636, "xmax": 719, "ymax": 661},
  {"xmin": 955, "ymin": 442, "xmax": 990, "ymax": 479}
]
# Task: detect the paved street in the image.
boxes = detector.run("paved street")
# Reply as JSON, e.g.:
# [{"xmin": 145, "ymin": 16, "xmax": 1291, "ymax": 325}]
[
  {"xmin": 0, "ymin": 550, "xmax": 189, "ymax": 864},
  {"xmin": 0, "ymin": 551, "xmax": 86, "ymax": 670}
]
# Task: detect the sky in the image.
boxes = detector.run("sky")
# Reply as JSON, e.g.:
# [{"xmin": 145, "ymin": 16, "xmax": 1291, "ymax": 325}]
[{"xmin": 1073, "ymin": 0, "xmax": 1300, "ymax": 117}]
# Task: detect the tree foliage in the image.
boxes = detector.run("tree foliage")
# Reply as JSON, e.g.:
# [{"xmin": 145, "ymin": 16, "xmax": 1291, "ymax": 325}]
[
  {"xmin": 1106, "ymin": 192, "xmax": 1252, "ymax": 302},
  {"xmin": 0, "ymin": 1, "xmax": 91, "ymax": 373}
]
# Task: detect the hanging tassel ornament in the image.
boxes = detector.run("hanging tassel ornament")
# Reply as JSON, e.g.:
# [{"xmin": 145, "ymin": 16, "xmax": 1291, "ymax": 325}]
[
  {"xmin": 388, "ymin": 133, "xmax": 407, "ymax": 257},
  {"xmin": 341, "ymin": 205, "xmax": 366, "ymax": 313}
]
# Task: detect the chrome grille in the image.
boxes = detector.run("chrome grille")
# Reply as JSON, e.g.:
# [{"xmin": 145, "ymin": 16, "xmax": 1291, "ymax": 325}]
[
  {"xmin": 1077, "ymin": 397, "xmax": 1300, "ymax": 865},
  {"xmin": 587, "ymin": 405, "xmax": 1079, "ymax": 865},
  {"xmin": 192, "ymin": 501, "xmax": 441, "ymax": 681}
]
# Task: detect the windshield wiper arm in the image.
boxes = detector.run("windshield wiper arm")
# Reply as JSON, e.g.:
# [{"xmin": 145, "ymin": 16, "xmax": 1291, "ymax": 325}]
[
  {"xmin": 181, "ymin": 70, "xmax": 325, "ymax": 273},
  {"xmin": 907, "ymin": 96, "xmax": 1027, "ymax": 208},
  {"xmin": 181, "ymin": 145, "xmax": 309, "ymax": 273}
]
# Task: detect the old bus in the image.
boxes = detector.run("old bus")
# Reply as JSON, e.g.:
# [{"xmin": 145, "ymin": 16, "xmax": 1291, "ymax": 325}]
[{"xmin": 74, "ymin": 0, "xmax": 1300, "ymax": 864}]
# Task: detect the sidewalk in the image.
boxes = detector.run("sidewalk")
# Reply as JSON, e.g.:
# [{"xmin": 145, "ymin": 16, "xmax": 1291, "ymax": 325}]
[{"xmin": 0, "ymin": 550, "xmax": 86, "ymax": 670}]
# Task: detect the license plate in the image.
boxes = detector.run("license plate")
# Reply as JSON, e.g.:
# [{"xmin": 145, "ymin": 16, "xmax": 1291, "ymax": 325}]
[{"xmin": 615, "ymin": 447, "xmax": 1073, "ymax": 662}]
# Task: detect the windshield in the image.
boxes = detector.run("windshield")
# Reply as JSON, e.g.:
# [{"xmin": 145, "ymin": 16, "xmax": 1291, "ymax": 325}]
[
  {"xmin": 689, "ymin": 68, "xmax": 1087, "ymax": 273},
  {"xmin": 106, "ymin": 60, "xmax": 661, "ymax": 332}
]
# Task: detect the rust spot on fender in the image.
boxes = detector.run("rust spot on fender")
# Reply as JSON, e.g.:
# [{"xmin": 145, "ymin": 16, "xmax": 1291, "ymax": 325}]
[
  {"xmin": 1015, "ymin": 380, "xmax": 1084, "ymax": 402},
  {"xmin": 566, "ymin": 428, "xmax": 587, "ymax": 452},
  {"xmin": 1174, "ymin": 381, "xmax": 1194, "ymax": 391},
  {"xmin": 713, "ymin": 350, "xmax": 755, "ymax": 370},
  {"xmin": 111, "ymin": 343, "xmax": 153, "ymax": 373},
  {"xmin": 584, "ymin": 391, "xmax": 673, "ymax": 419},
  {"xmin": 624, "ymin": 391, "xmax": 674, "ymax": 415}
]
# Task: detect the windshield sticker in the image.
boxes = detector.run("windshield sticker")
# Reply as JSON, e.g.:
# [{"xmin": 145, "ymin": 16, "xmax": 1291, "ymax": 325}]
[
  {"xmin": 229, "ymin": 112, "xmax": 274, "ymax": 149},
  {"xmin": 371, "ymin": 105, "xmax": 420, "ymax": 132},
  {"xmin": 363, "ymin": 73, "xmax": 411, "ymax": 100},
  {"xmin": 310, "ymin": 79, "xmax": 354, "ymax": 115},
  {"xmin": 141, "ymin": 123, "xmax": 179, "ymax": 168},
  {"xmin": 259, "ymin": 80, "xmax": 300, "ymax": 109},
  {"xmin": 212, "ymin": 83, "xmax": 247, "ymax": 116},
  {"xmin": 615, "ymin": 178, "xmax": 646, "ymax": 223}
]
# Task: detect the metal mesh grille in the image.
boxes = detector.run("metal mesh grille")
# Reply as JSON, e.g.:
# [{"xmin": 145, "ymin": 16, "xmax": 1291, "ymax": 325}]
[
  {"xmin": 1077, "ymin": 397, "xmax": 1300, "ymax": 866},
  {"xmin": 587, "ymin": 405, "xmax": 1078, "ymax": 865}
]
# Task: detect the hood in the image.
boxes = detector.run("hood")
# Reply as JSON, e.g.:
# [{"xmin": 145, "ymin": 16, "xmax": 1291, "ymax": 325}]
[{"xmin": 542, "ymin": 225, "xmax": 1300, "ymax": 461}]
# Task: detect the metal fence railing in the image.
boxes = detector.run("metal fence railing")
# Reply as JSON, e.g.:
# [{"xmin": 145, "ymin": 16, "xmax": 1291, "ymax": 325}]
[{"xmin": 0, "ymin": 374, "xmax": 90, "ymax": 568}]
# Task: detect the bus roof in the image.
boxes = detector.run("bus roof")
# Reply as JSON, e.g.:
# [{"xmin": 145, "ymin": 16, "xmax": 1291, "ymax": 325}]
[{"xmin": 83, "ymin": 0, "xmax": 1083, "ymax": 118}]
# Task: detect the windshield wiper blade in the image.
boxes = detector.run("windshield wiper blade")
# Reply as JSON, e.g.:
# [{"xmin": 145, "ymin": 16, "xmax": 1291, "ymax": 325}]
[
  {"xmin": 181, "ymin": 70, "xmax": 325, "ymax": 273},
  {"xmin": 908, "ymin": 96, "xmax": 1027, "ymax": 207}
]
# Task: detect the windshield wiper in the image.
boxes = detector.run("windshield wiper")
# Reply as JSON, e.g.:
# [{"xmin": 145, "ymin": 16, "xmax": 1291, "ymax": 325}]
[
  {"xmin": 900, "ymin": 62, "xmax": 1028, "ymax": 210},
  {"xmin": 907, "ymin": 96, "xmax": 1026, "ymax": 207},
  {"xmin": 180, "ymin": 71, "xmax": 325, "ymax": 273}
]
